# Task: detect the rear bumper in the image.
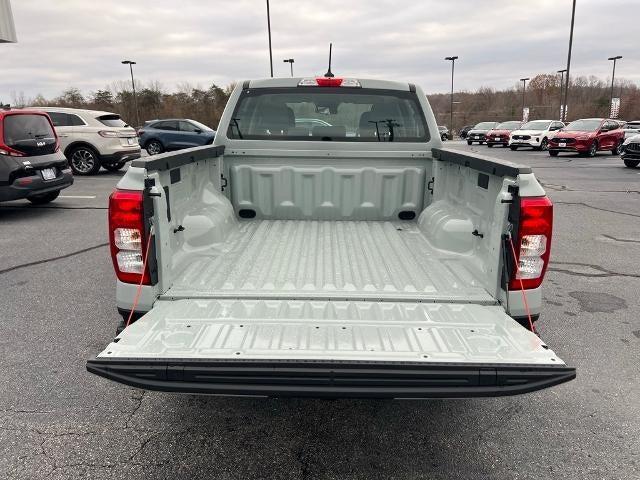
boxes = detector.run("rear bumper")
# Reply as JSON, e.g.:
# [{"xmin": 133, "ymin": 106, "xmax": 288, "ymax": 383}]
[
  {"xmin": 100, "ymin": 149, "xmax": 141, "ymax": 164},
  {"xmin": 0, "ymin": 169, "xmax": 73, "ymax": 202},
  {"xmin": 86, "ymin": 359, "xmax": 576, "ymax": 399}
]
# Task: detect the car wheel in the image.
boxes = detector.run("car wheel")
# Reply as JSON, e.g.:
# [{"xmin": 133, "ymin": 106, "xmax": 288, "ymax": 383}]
[
  {"xmin": 549, "ymin": 150, "xmax": 559, "ymax": 157},
  {"xmin": 103, "ymin": 161, "xmax": 126, "ymax": 172},
  {"xmin": 146, "ymin": 140, "xmax": 163, "ymax": 156},
  {"xmin": 467, "ymin": 140, "xmax": 472, "ymax": 145},
  {"xmin": 612, "ymin": 140, "xmax": 623, "ymax": 155},
  {"xmin": 68, "ymin": 146, "xmax": 101, "ymax": 175},
  {"xmin": 539, "ymin": 138, "xmax": 549, "ymax": 151},
  {"xmin": 623, "ymin": 159, "xmax": 640, "ymax": 168},
  {"xmin": 487, "ymin": 143, "xmax": 493, "ymax": 148},
  {"xmin": 27, "ymin": 190, "xmax": 60, "ymax": 205},
  {"xmin": 510, "ymin": 145, "xmax": 518, "ymax": 151},
  {"xmin": 588, "ymin": 141, "xmax": 598, "ymax": 157}
]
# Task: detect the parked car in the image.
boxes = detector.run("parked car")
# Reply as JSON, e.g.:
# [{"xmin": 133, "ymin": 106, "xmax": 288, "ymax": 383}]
[
  {"xmin": 548, "ymin": 118, "xmax": 625, "ymax": 157},
  {"xmin": 438, "ymin": 125, "xmax": 449, "ymax": 141},
  {"xmin": 485, "ymin": 121, "xmax": 522, "ymax": 148},
  {"xmin": 0, "ymin": 109, "xmax": 73, "ymax": 204},
  {"xmin": 466, "ymin": 122, "xmax": 499, "ymax": 145},
  {"xmin": 623, "ymin": 120, "xmax": 640, "ymax": 130},
  {"xmin": 88, "ymin": 76, "xmax": 575, "ymax": 399},
  {"xmin": 509, "ymin": 120, "xmax": 565, "ymax": 151},
  {"xmin": 41, "ymin": 107, "xmax": 140, "ymax": 175},
  {"xmin": 137, "ymin": 119, "xmax": 216, "ymax": 155},
  {"xmin": 621, "ymin": 133, "xmax": 640, "ymax": 168},
  {"xmin": 458, "ymin": 125, "xmax": 474, "ymax": 139}
]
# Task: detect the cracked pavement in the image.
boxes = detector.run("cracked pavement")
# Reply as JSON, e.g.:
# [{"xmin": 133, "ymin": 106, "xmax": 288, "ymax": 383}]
[{"xmin": 1, "ymin": 148, "xmax": 639, "ymax": 479}]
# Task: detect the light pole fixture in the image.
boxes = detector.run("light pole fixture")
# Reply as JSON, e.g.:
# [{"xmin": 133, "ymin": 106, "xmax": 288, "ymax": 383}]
[
  {"xmin": 266, "ymin": 0, "xmax": 273, "ymax": 77},
  {"xmin": 445, "ymin": 56, "xmax": 458, "ymax": 139},
  {"xmin": 520, "ymin": 77, "xmax": 530, "ymax": 120},
  {"xmin": 283, "ymin": 58, "xmax": 294, "ymax": 77},
  {"xmin": 563, "ymin": 0, "xmax": 577, "ymax": 122},
  {"xmin": 608, "ymin": 55, "xmax": 622, "ymax": 113},
  {"xmin": 557, "ymin": 69, "xmax": 567, "ymax": 121},
  {"xmin": 121, "ymin": 60, "xmax": 140, "ymax": 128}
]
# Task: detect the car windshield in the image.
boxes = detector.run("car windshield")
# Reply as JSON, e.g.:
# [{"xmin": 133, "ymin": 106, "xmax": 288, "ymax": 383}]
[
  {"xmin": 564, "ymin": 119, "xmax": 601, "ymax": 132},
  {"xmin": 3, "ymin": 114, "xmax": 55, "ymax": 147},
  {"xmin": 495, "ymin": 121, "xmax": 521, "ymax": 130},
  {"xmin": 474, "ymin": 122, "xmax": 497, "ymax": 129},
  {"xmin": 227, "ymin": 87, "xmax": 429, "ymax": 142},
  {"xmin": 521, "ymin": 120, "xmax": 551, "ymax": 131},
  {"xmin": 97, "ymin": 114, "xmax": 129, "ymax": 128}
]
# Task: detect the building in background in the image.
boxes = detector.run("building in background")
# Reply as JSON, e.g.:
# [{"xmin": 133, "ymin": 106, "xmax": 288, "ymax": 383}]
[{"xmin": 0, "ymin": 0, "xmax": 17, "ymax": 43}]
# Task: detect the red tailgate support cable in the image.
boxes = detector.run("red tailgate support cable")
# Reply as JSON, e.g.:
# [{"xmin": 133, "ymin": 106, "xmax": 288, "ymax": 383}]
[
  {"xmin": 125, "ymin": 232, "xmax": 153, "ymax": 329},
  {"xmin": 507, "ymin": 233, "xmax": 536, "ymax": 334}
]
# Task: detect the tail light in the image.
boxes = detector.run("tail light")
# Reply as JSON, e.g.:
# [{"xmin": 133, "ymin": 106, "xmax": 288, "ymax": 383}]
[
  {"xmin": 108, "ymin": 190, "xmax": 151, "ymax": 285},
  {"xmin": 509, "ymin": 196, "xmax": 553, "ymax": 290},
  {"xmin": 0, "ymin": 144, "xmax": 25, "ymax": 156}
]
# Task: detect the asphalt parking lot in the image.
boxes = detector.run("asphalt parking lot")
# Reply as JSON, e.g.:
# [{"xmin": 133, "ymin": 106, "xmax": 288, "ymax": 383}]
[{"xmin": 1, "ymin": 143, "xmax": 639, "ymax": 480}]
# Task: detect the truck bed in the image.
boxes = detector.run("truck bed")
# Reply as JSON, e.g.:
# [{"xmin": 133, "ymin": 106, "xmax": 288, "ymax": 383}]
[{"xmin": 165, "ymin": 219, "xmax": 494, "ymax": 303}]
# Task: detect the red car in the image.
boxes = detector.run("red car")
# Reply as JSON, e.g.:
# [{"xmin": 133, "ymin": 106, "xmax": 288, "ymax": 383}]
[
  {"xmin": 485, "ymin": 121, "xmax": 522, "ymax": 147},
  {"xmin": 548, "ymin": 118, "xmax": 624, "ymax": 157}
]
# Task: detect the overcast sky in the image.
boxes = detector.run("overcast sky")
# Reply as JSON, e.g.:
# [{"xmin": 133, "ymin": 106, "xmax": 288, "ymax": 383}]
[{"xmin": 1, "ymin": 0, "xmax": 638, "ymax": 100}]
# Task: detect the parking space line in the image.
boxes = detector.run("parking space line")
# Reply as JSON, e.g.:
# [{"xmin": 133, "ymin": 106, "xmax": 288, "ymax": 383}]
[{"xmin": 59, "ymin": 195, "xmax": 97, "ymax": 199}]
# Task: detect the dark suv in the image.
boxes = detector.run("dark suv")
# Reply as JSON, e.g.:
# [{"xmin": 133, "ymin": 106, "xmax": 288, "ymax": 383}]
[
  {"xmin": 137, "ymin": 119, "xmax": 216, "ymax": 155},
  {"xmin": 0, "ymin": 109, "xmax": 73, "ymax": 204}
]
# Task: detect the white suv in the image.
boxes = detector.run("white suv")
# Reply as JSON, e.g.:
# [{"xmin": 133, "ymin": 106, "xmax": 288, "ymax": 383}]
[
  {"xmin": 509, "ymin": 120, "xmax": 565, "ymax": 151},
  {"xmin": 41, "ymin": 107, "xmax": 141, "ymax": 175}
]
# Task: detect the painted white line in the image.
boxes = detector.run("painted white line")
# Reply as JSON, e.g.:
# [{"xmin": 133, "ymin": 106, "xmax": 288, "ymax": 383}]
[{"xmin": 59, "ymin": 195, "xmax": 97, "ymax": 199}]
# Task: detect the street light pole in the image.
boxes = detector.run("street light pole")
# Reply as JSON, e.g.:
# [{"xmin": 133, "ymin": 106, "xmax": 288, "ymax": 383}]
[
  {"xmin": 608, "ymin": 55, "xmax": 622, "ymax": 114},
  {"xmin": 557, "ymin": 69, "xmax": 567, "ymax": 121},
  {"xmin": 121, "ymin": 60, "xmax": 139, "ymax": 128},
  {"xmin": 283, "ymin": 58, "xmax": 294, "ymax": 77},
  {"xmin": 266, "ymin": 0, "xmax": 273, "ymax": 77},
  {"xmin": 445, "ymin": 56, "xmax": 458, "ymax": 139},
  {"xmin": 520, "ymin": 77, "xmax": 530, "ymax": 121},
  {"xmin": 563, "ymin": 0, "xmax": 577, "ymax": 122}
]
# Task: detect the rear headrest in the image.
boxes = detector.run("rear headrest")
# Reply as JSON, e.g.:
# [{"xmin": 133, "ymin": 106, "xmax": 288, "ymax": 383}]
[
  {"xmin": 312, "ymin": 126, "xmax": 347, "ymax": 138},
  {"xmin": 258, "ymin": 102, "xmax": 294, "ymax": 133}
]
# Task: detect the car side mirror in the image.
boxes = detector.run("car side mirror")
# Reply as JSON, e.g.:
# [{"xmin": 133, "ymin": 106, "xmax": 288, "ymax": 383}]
[{"xmin": 194, "ymin": 128, "xmax": 202, "ymax": 134}]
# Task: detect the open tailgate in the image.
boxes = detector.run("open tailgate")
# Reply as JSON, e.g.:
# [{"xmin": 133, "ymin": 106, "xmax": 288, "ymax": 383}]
[{"xmin": 87, "ymin": 300, "xmax": 574, "ymax": 398}]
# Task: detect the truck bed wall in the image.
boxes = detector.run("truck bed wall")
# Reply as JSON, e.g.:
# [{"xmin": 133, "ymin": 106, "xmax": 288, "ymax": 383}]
[{"xmin": 142, "ymin": 147, "xmax": 513, "ymax": 302}]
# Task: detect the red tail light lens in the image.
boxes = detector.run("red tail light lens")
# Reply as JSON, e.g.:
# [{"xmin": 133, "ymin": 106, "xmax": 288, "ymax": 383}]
[
  {"xmin": 0, "ymin": 144, "xmax": 25, "ymax": 156},
  {"xmin": 509, "ymin": 196, "xmax": 553, "ymax": 290},
  {"xmin": 108, "ymin": 190, "xmax": 151, "ymax": 285}
]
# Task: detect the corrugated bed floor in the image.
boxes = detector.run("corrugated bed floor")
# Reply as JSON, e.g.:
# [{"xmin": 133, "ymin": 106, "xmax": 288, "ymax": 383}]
[{"xmin": 166, "ymin": 220, "xmax": 492, "ymax": 303}]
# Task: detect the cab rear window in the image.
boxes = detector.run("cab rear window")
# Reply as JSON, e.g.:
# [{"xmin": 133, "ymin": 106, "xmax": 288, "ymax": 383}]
[{"xmin": 227, "ymin": 87, "xmax": 429, "ymax": 142}]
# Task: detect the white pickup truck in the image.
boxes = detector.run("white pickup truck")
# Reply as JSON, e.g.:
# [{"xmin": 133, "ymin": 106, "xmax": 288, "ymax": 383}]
[{"xmin": 87, "ymin": 76, "xmax": 575, "ymax": 398}]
